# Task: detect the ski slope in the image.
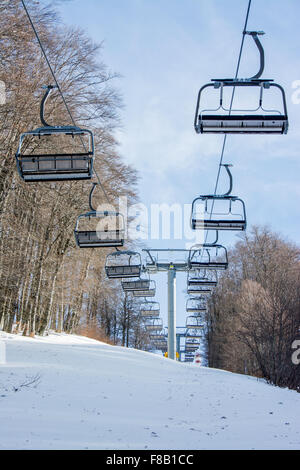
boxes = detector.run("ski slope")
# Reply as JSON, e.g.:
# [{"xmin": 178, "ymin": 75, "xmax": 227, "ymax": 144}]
[{"xmin": 0, "ymin": 332, "xmax": 299, "ymax": 450}]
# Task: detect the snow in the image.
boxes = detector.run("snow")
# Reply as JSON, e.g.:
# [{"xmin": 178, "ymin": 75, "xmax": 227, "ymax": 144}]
[{"xmin": 0, "ymin": 331, "xmax": 299, "ymax": 450}]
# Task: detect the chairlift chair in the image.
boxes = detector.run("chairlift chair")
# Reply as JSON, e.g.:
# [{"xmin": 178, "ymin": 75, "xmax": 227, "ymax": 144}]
[
  {"xmin": 132, "ymin": 280, "xmax": 156, "ymax": 297},
  {"xmin": 144, "ymin": 318, "xmax": 163, "ymax": 332},
  {"xmin": 187, "ymin": 285, "xmax": 213, "ymax": 295},
  {"xmin": 189, "ymin": 244, "xmax": 228, "ymax": 271},
  {"xmin": 185, "ymin": 340, "xmax": 200, "ymax": 350},
  {"xmin": 185, "ymin": 339, "xmax": 200, "ymax": 352},
  {"xmin": 149, "ymin": 332, "xmax": 165, "ymax": 341},
  {"xmin": 186, "ymin": 330, "xmax": 202, "ymax": 340},
  {"xmin": 194, "ymin": 32, "xmax": 288, "ymax": 135},
  {"xmin": 75, "ymin": 184, "xmax": 125, "ymax": 248},
  {"xmin": 105, "ymin": 250, "xmax": 142, "ymax": 279},
  {"xmin": 191, "ymin": 165, "xmax": 247, "ymax": 232},
  {"xmin": 183, "ymin": 352, "xmax": 194, "ymax": 362},
  {"xmin": 187, "ymin": 269, "xmax": 218, "ymax": 288},
  {"xmin": 184, "ymin": 351, "xmax": 195, "ymax": 358},
  {"xmin": 155, "ymin": 340, "xmax": 168, "ymax": 353},
  {"xmin": 186, "ymin": 315, "xmax": 205, "ymax": 330},
  {"xmin": 185, "ymin": 346, "xmax": 200, "ymax": 354},
  {"xmin": 140, "ymin": 301, "xmax": 160, "ymax": 318},
  {"xmin": 122, "ymin": 278, "xmax": 150, "ymax": 292},
  {"xmin": 16, "ymin": 86, "xmax": 95, "ymax": 181},
  {"xmin": 184, "ymin": 356, "xmax": 194, "ymax": 362},
  {"xmin": 186, "ymin": 298, "xmax": 207, "ymax": 315},
  {"xmin": 152, "ymin": 339, "xmax": 166, "ymax": 348}
]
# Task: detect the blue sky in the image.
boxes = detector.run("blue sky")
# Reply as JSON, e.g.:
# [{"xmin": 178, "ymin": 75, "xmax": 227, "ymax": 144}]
[{"xmin": 53, "ymin": 0, "xmax": 300, "ymax": 331}]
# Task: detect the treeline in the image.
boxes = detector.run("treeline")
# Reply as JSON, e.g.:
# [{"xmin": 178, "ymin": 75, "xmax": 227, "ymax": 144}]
[
  {"xmin": 206, "ymin": 226, "xmax": 300, "ymax": 392},
  {"xmin": 0, "ymin": 0, "xmax": 149, "ymax": 348}
]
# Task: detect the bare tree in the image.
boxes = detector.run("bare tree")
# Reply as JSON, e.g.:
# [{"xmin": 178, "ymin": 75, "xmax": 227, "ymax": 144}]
[{"xmin": 207, "ymin": 226, "xmax": 300, "ymax": 391}]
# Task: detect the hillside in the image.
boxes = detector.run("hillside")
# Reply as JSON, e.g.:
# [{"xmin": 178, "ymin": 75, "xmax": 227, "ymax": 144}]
[{"xmin": 0, "ymin": 332, "xmax": 299, "ymax": 450}]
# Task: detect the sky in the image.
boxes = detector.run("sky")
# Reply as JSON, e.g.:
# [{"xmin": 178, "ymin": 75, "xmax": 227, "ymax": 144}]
[{"xmin": 50, "ymin": 0, "xmax": 300, "ymax": 332}]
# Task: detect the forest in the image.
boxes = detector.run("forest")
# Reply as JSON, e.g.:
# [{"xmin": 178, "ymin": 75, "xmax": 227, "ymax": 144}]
[
  {"xmin": 0, "ymin": 0, "xmax": 148, "ymax": 348},
  {"xmin": 206, "ymin": 226, "xmax": 300, "ymax": 392}
]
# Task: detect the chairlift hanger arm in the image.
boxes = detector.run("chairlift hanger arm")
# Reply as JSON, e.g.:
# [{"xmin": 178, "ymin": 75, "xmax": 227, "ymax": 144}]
[
  {"xmin": 222, "ymin": 164, "xmax": 233, "ymax": 196},
  {"xmin": 210, "ymin": 231, "xmax": 219, "ymax": 245},
  {"xmin": 40, "ymin": 85, "xmax": 57, "ymax": 127},
  {"xmin": 89, "ymin": 182, "xmax": 97, "ymax": 212},
  {"xmin": 243, "ymin": 30, "xmax": 265, "ymax": 80}
]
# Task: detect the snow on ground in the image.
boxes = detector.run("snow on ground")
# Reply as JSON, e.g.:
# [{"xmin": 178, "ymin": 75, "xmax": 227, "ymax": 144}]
[{"xmin": 0, "ymin": 331, "xmax": 299, "ymax": 450}]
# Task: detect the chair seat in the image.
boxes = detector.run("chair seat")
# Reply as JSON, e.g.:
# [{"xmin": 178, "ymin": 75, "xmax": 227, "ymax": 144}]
[
  {"xmin": 105, "ymin": 265, "xmax": 141, "ymax": 278},
  {"xmin": 17, "ymin": 153, "xmax": 93, "ymax": 181},
  {"xmin": 192, "ymin": 219, "xmax": 246, "ymax": 230},
  {"xmin": 190, "ymin": 262, "xmax": 228, "ymax": 270},
  {"xmin": 140, "ymin": 310, "xmax": 160, "ymax": 317},
  {"xmin": 188, "ymin": 280, "xmax": 217, "ymax": 286},
  {"xmin": 199, "ymin": 114, "xmax": 288, "ymax": 134},
  {"xmin": 122, "ymin": 280, "xmax": 150, "ymax": 291},
  {"xmin": 75, "ymin": 230, "xmax": 124, "ymax": 248},
  {"xmin": 133, "ymin": 289, "xmax": 156, "ymax": 297}
]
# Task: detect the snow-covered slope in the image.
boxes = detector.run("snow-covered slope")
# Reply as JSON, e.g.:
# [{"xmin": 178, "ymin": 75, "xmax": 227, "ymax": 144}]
[{"xmin": 0, "ymin": 332, "xmax": 299, "ymax": 450}]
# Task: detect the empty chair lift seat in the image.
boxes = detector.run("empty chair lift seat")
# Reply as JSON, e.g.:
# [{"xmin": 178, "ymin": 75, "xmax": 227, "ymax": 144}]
[
  {"xmin": 191, "ymin": 196, "xmax": 246, "ymax": 231},
  {"xmin": 105, "ymin": 251, "xmax": 142, "ymax": 279},
  {"xmin": 75, "ymin": 211, "xmax": 124, "ymax": 248},
  {"xmin": 15, "ymin": 86, "xmax": 95, "ymax": 182},
  {"xmin": 122, "ymin": 279, "xmax": 150, "ymax": 292},
  {"xmin": 199, "ymin": 113, "xmax": 287, "ymax": 134},
  {"xmin": 186, "ymin": 298, "xmax": 207, "ymax": 314},
  {"xmin": 188, "ymin": 276, "xmax": 217, "ymax": 288},
  {"xmin": 132, "ymin": 280, "xmax": 156, "ymax": 297},
  {"xmin": 194, "ymin": 80, "xmax": 288, "ymax": 135},
  {"xmin": 140, "ymin": 302, "xmax": 160, "ymax": 317},
  {"xmin": 187, "ymin": 286, "xmax": 212, "ymax": 295},
  {"xmin": 145, "ymin": 318, "xmax": 163, "ymax": 332},
  {"xmin": 186, "ymin": 316, "xmax": 205, "ymax": 329},
  {"xmin": 189, "ymin": 245, "xmax": 228, "ymax": 271}
]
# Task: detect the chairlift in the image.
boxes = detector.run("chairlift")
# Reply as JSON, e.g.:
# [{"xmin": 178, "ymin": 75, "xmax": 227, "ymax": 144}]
[
  {"xmin": 144, "ymin": 318, "xmax": 163, "ymax": 332},
  {"xmin": 186, "ymin": 337, "xmax": 200, "ymax": 345},
  {"xmin": 191, "ymin": 165, "xmax": 246, "ymax": 231},
  {"xmin": 185, "ymin": 339, "xmax": 200, "ymax": 352},
  {"xmin": 186, "ymin": 339, "xmax": 200, "ymax": 349},
  {"xmin": 75, "ymin": 183, "xmax": 125, "ymax": 248},
  {"xmin": 16, "ymin": 85, "xmax": 94, "ymax": 181},
  {"xmin": 185, "ymin": 346, "xmax": 199, "ymax": 353},
  {"xmin": 122, "ymin": 278, "xmax": 150, "ymax": 292},
  {"xmin": 187, "ymin": 285, "xmax": 213, "ymax": 295},
  {"xmin": 149, "ymin": 331, "xmax": 165, "ymax": 341},
  {"xmin": 189, "ymin": 244, "xmax": 228, "ymax": 271},
  {"xmin": 151, "ymin": 338, "xmax": 166, "ymax": 346},
  {"xmin": 183, "ymin": 351, "xmax": 194, "ymax": 362},
  {"xmin": 186, "ymin": 298, "xmax": 207, "ymax": 315},
  {"xmin": 140, "ymin": 301, "xmax": 160, "ymax": 317},
  {"xmin": 184, "ymin": 356, "xmax": 194, "ymax": 362},
  {"xmin": 105, "ymin": 250, "xmax": 141, "ymax": 279},
  {"xmin": 154, "ymin": 340, "xmax": 168, "ymax": 352},
  {"xmin": 132, "ymin": 280, "xmax": 156, "ymax": 297},
  {"xmin": 186, "ymin": 330, "xmax": 202, "ymax": 340},
  {"xmin": 194, "ymin": 32, "xmax": 288, "ymax": 135},
  {"xmin": 186, "ymin": 315, "xmax": 205, "ymax": 329},
  {"xmin": 187, "ymin": 269, "xmax": 217, "ymax": 288}
]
